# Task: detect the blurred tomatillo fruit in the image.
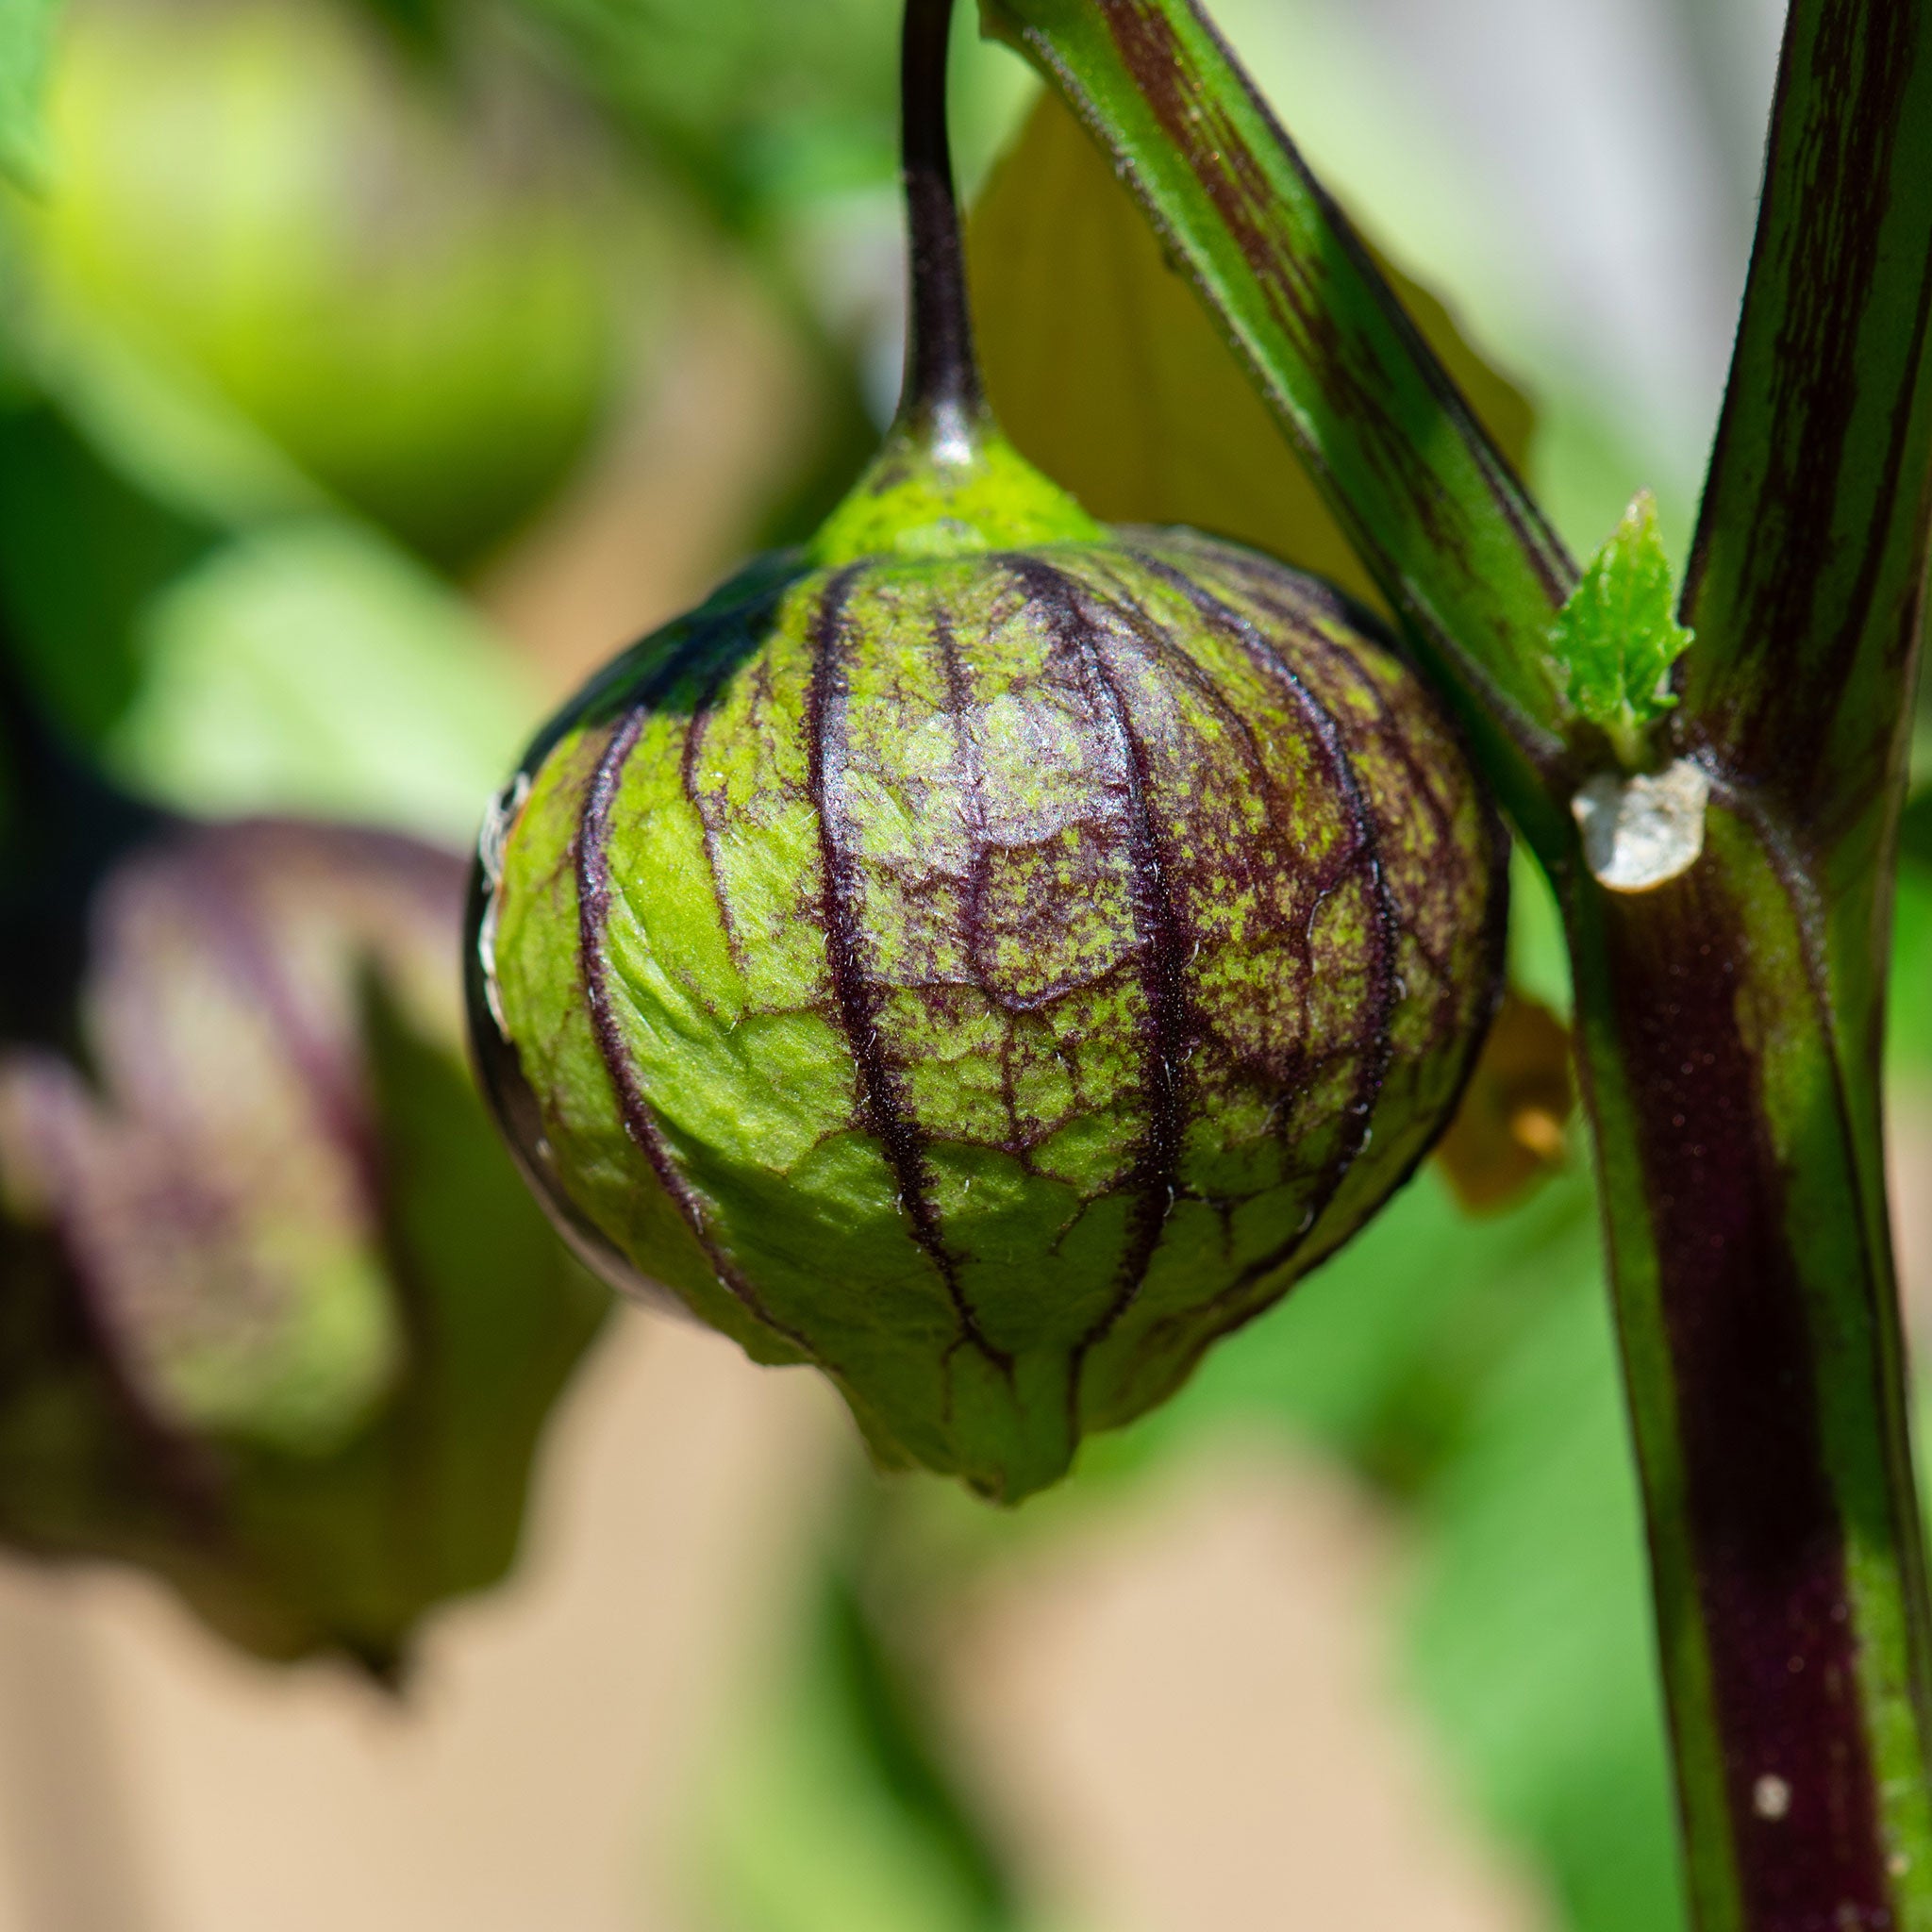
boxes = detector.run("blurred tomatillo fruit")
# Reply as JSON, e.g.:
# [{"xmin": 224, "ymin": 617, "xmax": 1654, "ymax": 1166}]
[
  {"xmin": 27, "ymin": 0, "xmax": 621, "ymax": 567},
  {"xmin": 469, "ymin": 0, "xmax": 1505, "ymax": 1502},
  {"xmin": 0, "ymin": 678, "xmax": 606, "ymax": 1671}
]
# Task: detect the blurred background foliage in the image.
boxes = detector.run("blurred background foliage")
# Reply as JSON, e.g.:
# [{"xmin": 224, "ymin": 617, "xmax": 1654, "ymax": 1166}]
[{"xmin": 0, "ymin": 0, "xmax": 1926, "ymax": 1928}]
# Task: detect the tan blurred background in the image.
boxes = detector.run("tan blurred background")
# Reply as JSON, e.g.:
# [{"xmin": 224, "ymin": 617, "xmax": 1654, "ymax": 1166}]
[{"xmin": 0, "ymin": 1097, "xmax": 1922, "ymax": 1932}]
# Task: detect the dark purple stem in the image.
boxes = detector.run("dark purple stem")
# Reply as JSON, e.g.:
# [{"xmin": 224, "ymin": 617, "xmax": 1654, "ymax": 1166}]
[{"xmin": 899, "ymin": 0, "xmax": 985, "ymax": 442}]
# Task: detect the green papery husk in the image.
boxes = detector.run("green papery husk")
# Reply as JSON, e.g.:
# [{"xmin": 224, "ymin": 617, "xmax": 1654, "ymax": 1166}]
[{"xmin": 479, "ymin": 528, "xmax": 1503, "ymax": 1503}]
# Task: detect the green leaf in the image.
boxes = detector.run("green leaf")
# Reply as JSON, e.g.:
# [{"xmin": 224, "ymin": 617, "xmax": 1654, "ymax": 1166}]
[
  {"xmin": 969, "ymin": 88, "xmax": 1539, "ymax": 620},
  {"xmin": 692, "ymin": 1556, "xmax": 1041, "ymax": 1932},
  {"xmin": 110, "ymin": 518, "xmax": 541, "ymax": 843},
  {"xmin": 0, "ymin": 401, "xmax": 218, "ymax": 744},
  {"xmin": 1890, "ymin": 857, "xmax": 1932, "ymax": 1070},
  {"xmin": 1407, "ymin": 1268, "xmax": 1683, "ymax": 1932},
  {"xmin": 0, "ymin": 0, "xmax": 59, "ymax": 189},
  {"xmin": 503, "ymin": 0, "xmax": 898, "ymax": 225},
  {"xmin": 1903, "ymin": 789, "xmax": 1932, "ymax": 874},
  {"xmin": 1549, "ymin": 491, "xmax": 1693, "ymax": 763}
]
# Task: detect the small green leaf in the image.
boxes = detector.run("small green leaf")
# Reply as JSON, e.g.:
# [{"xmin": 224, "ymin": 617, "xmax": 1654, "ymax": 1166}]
[
  {"xmin": 0, "ymin": 0, "xmax": 60, "ymax": 190},
  {"xmin": 1550, "ymin": 491, "xmax": 1694, "ymax": 763}
]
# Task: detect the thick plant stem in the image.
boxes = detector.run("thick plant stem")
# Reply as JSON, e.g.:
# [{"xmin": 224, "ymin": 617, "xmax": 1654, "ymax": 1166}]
[
  {"xmin": 1613, "ymin": 0, "xmax": 1932, "ymax": 1913},
  {"xmin": 979, "ymin": 0, "xmax": 1579, "ymax": 857},
  {"xmin": 1566, "ymin": 802, "xmax": 1932, "ymax": 1927},
  {"xmin": 976, "ymin": 0, "xmax": 1932, "ymax": 1924}
]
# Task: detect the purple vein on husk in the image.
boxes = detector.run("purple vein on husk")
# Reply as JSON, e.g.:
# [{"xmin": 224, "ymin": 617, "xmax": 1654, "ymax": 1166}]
[
  {"xmin": 1124, "ymin": 545, "xmax": 1401, "ymax": 1255},
  {"xmin": 1005, "ymin": 558, "xmax": 1192, "ymax": 1421},
  {"xmin": 576, "ymin": 708, "xmax": 818, "ymax": 1358},
  {"xmin": 679, "ymin": 668, "xmax": 752, "ymax": 979},
  {"xmin": 806, "ymin": 573, "xmax": 1012, "ymax": 1383}
]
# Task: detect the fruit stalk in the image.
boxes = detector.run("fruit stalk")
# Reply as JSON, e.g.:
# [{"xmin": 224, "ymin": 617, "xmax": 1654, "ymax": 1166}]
[
  {"xmin": 899, "ymin": 0, "xmax": 982, "ymax": 439},
  {"xmin": 977, "ymin": 0, "xmax": 1932, "ymax": 1923}
]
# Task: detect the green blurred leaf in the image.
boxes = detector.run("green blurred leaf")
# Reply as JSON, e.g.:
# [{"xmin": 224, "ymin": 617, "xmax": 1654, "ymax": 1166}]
[
  {"xmin": 110, "ymin": 518, "xmax": 540, "ymax": 841},
  {"xmin": 0, "ymin": 0, "xmax": 59, "ymax": 189},
  {"xmin": 1903, "ymin": 789, "xmax": 1932, "ymax": 873},
  {"xmin": 0, "ymin": 399, "xmax": 216, "ymax": 742},
  {"xmin": 25, "ymin": 0, "xmax": 623, "ymax": 567},
  {"xmin": 1408, "ymin": 1276, "xmax": 1682, "ymax": 1932},
  {"xmin": 1891, "ymin": 859, "xmax": 1932, "ymax": 1072},
  {"xmin": 692, "ymin": 1555, "xmax": 1053, "ymax": 1932},
  {"xmin": 817, "ymin": 1564, "xmax": 1019, "ymax": 1930},
  {"xmin": 506, "ymin": 0, "xmax": 898, "ymax": 225},
  {"xmin": 18, "ymin": 298, "xmax": 328, "ymax": 531},
  {"xmin": 1550, "ymin": 491, "xmax": 1692, "ymax": 759},
  {"xmin": 1508, "ymin": 838, "xmax": 1574, "ymax": 1021},
  {"xmin": 967, "ymin": 88, "xmax": 1537, "ymax": 615}
]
